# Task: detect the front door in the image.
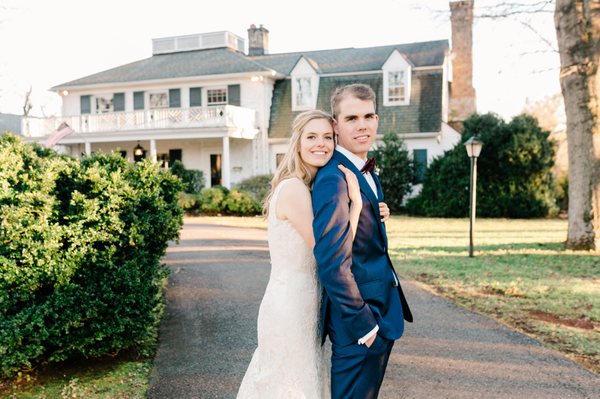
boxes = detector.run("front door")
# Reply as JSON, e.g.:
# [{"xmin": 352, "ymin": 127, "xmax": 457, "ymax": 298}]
[{"xmin": 210, "ymin": 154, "xmax": 222, "ymax": 187}]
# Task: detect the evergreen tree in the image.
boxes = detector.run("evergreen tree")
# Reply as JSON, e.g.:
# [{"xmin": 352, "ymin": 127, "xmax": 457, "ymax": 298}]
[
  {"xmin": 370, "ymin": 131, "xmax": 414, "ymax": 211},
  {"xmin": 407, "ymin": 113, "xmax": 557, "ymax": 218}
]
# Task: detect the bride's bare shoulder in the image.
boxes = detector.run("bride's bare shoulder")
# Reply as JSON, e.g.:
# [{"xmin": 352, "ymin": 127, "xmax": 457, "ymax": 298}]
[
  {"xmin": 278, "ymin": 177, "xmax": 309, "ymax": 193},
  {"xmin": 275, "ymin": 178, "xmax": 311, "ymax": 219}
]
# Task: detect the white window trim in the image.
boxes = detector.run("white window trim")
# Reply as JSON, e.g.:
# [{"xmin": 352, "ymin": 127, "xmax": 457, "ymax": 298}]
[
  {"xmin": 292, "ymin": 76, "xmax": 315, "ymax": 111},
  {"xmin": 94, "ymin": 94, "xmax": 114, "ymax": 114},
  {"xmin": 384, "ymin": 68, "xmax": 411, "ymax": 106},
  {"xmin": 206, "ymin": 87, "xmax": 228, "ymax": 105},
  {"xmin": 148, "ymin": 91, "xmax": 169, "ymax": 109}
]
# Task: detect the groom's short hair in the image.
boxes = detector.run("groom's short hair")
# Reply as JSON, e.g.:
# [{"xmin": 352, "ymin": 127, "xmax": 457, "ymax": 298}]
[{"xmin": 330, "ymin": 84, "xmax": 376, "ymax": 119}]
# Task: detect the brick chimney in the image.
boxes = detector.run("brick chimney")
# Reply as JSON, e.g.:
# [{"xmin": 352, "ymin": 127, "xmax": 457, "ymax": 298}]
[
  {"xmin": 449, "ymin": 1, "xmax": 477, "ymax": 132},
  {"xmin": 248, "ymin": 24, "xmax": 269, "ymax": 56}
]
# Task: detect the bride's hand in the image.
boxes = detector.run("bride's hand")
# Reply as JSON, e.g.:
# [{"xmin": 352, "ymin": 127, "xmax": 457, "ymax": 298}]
[
  {"xmin": 379, "ymin": 202, "xmax": 390, "ymax": 222},
  {"xmin": 338, "ymin": 165, "xmax": 362, "ymax": 205}
]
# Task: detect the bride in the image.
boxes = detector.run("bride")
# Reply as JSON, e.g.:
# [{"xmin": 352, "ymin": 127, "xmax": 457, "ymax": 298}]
[{"xmin": 236, "ymin": 110, "xmax": 366, "ymax": 398}]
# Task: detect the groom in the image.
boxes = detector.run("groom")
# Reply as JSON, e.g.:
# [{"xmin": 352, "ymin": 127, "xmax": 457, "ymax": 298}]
[{"xmin": 312, "ymin": 83, "xmax": 413, "ymax": 399}]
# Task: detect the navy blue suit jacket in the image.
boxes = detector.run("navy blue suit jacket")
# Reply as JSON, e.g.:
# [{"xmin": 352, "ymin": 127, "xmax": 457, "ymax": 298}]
[{"xmin": 312, "ymin": 151, "xmax": 413, "ymax": 346}]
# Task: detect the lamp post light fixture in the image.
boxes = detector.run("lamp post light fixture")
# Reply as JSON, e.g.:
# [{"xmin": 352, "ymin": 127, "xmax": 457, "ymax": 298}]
[{"xmin": 464, "ymin": 136, "xmax": 483, "ymax": 257}]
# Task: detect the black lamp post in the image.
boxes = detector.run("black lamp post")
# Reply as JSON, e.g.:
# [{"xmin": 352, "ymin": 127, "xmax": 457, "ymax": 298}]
[{"xmin": 464, "ymin": 136, "xmax": 483, "ymax": 257}]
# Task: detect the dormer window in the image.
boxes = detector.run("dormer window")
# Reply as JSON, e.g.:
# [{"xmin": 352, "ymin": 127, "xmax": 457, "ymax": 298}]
[
  {"xmin": 290, "ymin": 56, "xmax": 319, "ymax": 111},
  {"xmin": 387, "ymin": 71, "xmax": 407, "ymax": 103},
  {"xmin": 383, "ymin": 49, "xmax": 412, "ymax": 106},
  {"xmin": 295, "ymin": 77, "xmax": 313, "ymax": 108}
]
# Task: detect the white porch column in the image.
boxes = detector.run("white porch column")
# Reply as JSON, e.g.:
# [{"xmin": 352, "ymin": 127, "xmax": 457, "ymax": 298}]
[
  {"xmin": 84, "ymin": 141, "xmax": 91, "ymax": 156},
  {"xmin": 222, "ymin": 136, "xmax": 231, "ymax": 188},
  {"xmin": 150, "ymin": 139, "xmax": 157, "ymax": 162}
]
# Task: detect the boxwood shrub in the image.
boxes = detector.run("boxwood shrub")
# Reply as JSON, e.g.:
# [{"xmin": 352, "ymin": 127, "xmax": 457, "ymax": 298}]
[{"xmin": 0, "ymin": 133, "xmax": 183, "ymax": 378}]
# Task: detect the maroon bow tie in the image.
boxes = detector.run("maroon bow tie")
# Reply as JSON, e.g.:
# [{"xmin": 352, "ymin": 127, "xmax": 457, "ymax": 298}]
[{"xmin": 360, "ymin": 158, "xmax": 376, "ymax": 174}]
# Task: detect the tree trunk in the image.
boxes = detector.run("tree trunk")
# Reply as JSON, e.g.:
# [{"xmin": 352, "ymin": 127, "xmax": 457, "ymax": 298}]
[{"xmin": 555, "ymin": 0, "xmax": 600, "ymax": 250}]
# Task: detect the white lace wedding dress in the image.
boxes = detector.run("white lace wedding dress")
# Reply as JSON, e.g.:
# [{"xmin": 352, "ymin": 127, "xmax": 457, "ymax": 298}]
[{"xmin": 237, "ymin": 178, "xmax": 330, "ymax": 399}]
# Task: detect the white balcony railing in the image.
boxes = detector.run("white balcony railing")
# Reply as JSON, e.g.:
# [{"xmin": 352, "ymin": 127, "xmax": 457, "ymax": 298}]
[{"xmin": 21, "ymin": 105, "xmax": 257, "ymax": 137}]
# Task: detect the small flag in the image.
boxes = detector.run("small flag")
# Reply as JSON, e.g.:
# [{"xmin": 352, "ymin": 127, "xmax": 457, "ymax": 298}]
[{"xmin": 44, "ymin": 122, "xmax": 74, "ymax": 148}]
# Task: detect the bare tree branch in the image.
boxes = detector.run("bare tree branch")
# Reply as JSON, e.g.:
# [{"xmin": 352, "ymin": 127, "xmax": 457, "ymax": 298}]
[
  {"xmin": 519, "ymin": 20, "xmax": 559, "ymax": 52},
  {"xmin": 23, "ymin": 86, "xmax": 32, "ymax": 117},
  {"xmin": 477, "ymin": 0, "xmax": 555, "ymax": 18}
]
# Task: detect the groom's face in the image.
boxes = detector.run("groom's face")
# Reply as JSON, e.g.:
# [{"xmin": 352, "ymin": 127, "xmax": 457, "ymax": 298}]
[{"xmin": 333, "ymin": 96, "xmax": 379, "ymax": 160}]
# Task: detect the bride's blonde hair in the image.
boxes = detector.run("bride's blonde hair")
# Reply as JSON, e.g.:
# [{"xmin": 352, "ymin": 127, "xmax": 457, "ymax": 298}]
[{"xmin": 263, "ymin": 110, "xmax": 334, "ymax": 215}]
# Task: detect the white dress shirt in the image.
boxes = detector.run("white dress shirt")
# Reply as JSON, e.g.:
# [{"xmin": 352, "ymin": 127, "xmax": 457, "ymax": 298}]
[{"xmin": 335, "ymin": 146, "xmax": 378, "ymax": 198}]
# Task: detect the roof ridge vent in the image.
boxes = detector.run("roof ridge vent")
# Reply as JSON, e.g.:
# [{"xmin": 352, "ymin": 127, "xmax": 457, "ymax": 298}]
[{"xmin": 152, "ymin": 31, "xmax": 245, "ymax": 55}]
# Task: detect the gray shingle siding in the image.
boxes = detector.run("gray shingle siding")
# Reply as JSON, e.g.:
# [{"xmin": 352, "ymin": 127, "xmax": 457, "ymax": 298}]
[{"xmin": 268, "ymin": 71, "xmax": 443, "ymax": 139}]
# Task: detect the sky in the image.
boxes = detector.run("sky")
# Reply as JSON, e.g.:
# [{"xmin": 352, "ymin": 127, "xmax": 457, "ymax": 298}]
[{"xmin": 0, "ymin": 0, "xmax": 559, "ymax": 120}]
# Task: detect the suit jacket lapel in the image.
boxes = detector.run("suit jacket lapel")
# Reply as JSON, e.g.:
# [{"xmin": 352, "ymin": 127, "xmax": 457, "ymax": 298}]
[
  {"xmin": 333, "ymin": 151, "xmax": 385, "ymax": 240},
  {"xmin": 372, "ymin": 172, "xmax": 384, "ymax": 202},
  {"xmin": 333, "ymin": 151, "xmax": 378, "ymax": 205},
  {"xmin": 372, "ymin": 172, "xmax": 388, "ymax": 244}
]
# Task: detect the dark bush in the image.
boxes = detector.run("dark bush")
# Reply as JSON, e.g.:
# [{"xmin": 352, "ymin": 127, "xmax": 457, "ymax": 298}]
[
  {"xmin": 555, "ymin": 175, "xmax": 568, "ymax": 212},
  {"xmin": 406, "ymin": 113, "xmax": 557, "ymax": 218},
  {"xmin": 236, "ymin": 174, "xmax": 273, "ymax": 203},
  {"xmin": 170, "ymin": 160, "xmax": 205, "ymax": 194},
  {"xmin": 0, "ymin": 133, "xmax": 183, "ymax": 377}
]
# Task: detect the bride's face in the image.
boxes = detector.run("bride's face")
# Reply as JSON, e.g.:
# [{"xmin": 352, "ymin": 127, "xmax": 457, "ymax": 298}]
[{"xmin": 299, "ymin": 119, "xmax": 335, "ymax": 173}]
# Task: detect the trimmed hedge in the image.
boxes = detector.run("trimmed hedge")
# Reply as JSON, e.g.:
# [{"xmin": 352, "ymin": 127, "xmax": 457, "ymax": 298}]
[
  {"xmin": 235, "ymin": 174, "xmax": 273, "ymax": 203},
  {"xmin": 0, "ymin": 133, "xmax": 183, "ymax": 377},
  {"xmin": 178, "ymin": 186, "xmax": 261, "ymax": 216}
]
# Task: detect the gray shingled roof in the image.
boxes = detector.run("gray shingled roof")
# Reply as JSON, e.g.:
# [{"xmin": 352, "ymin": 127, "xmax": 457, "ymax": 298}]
[
  {"xmin": 53, "ymin": 48, "xmax": 272, "ymax": 89},
  {"xmin": 0, "ymin": 113, "xmax": 22, "ymax": 134},
  {"xmin": 53, "ymin": 40, "xmax": 448, "ymax": 89},
  {"xmin": 254, "ymin": 40, "xmax": 448, "ymax": 75}
]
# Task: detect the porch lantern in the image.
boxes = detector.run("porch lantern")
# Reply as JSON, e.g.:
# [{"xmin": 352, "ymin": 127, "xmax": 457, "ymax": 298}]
[
  {"xmin": 464, "ymin": 136, "xmax": 483, "ymax": 258},
  {"xmin": 133, "ymin": 141, "xmax": 145, "ymax": 157}
]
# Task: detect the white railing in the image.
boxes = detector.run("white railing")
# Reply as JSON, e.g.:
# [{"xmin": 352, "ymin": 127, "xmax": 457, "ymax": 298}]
[{"xmin": 21, "ymin": 105, "xmax": 257, "ymax": 137}]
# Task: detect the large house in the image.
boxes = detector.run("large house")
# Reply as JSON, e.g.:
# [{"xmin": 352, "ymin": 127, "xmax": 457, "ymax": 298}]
[{"xmin": 22, "ymin": 22, "xmax": 474, "ymax": 188}]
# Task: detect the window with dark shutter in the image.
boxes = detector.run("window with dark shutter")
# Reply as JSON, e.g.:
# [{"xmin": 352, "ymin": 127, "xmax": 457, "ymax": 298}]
[
  {"xmin": 189, "ymin": 87, "xmax": 202, "ymax": 107},
  {"xmin": 227, "ymin": 84, "xmax": 240, "ymax": 106},
  {"xmin": 113, "ymin": 93, "xmax": 125, "ymax": 112},
  {"xmin": 413, "ymin": 149, "xmax": 428, "ymax": 184},
  {"xmin": 134, "ymin": 91, "xmax": 145, "ymax": 110},
  {"xmin": 80, "ymin": 95, "xmax": 91, "ymax": 114},
  {"xmin": 169, "ymin": 89, "xmax": 181, "ymax": 108}
]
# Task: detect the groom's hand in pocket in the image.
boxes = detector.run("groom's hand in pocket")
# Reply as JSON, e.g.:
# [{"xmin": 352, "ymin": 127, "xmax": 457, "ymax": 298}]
[{"xmin": 365, "ymin": 334, "xmax": 377, "ymax": 348}]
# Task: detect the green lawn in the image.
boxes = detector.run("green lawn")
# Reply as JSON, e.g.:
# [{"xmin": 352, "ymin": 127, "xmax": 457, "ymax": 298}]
[
  {"xmin": 385, "ymin": 216, "xmax": 599, "ymax": 374},
  {"xmin": 0, "ymin": 356, "xmax": 150, "ymax": 399}
]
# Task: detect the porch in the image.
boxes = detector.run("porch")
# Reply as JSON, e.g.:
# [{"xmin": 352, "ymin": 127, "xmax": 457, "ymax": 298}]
[
  {"xmin": 20, "ymin": 105, "xmax": 261, "ymax": 189},
  {"xmin": 21, "ymin": 105, "xmax": 256, "ymax": 137}
]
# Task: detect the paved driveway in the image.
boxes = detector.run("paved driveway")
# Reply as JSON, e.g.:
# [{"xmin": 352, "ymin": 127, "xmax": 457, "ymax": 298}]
[{"xmin": 147, "ymin": 220, "xmax": 600, "ymax": 399}]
